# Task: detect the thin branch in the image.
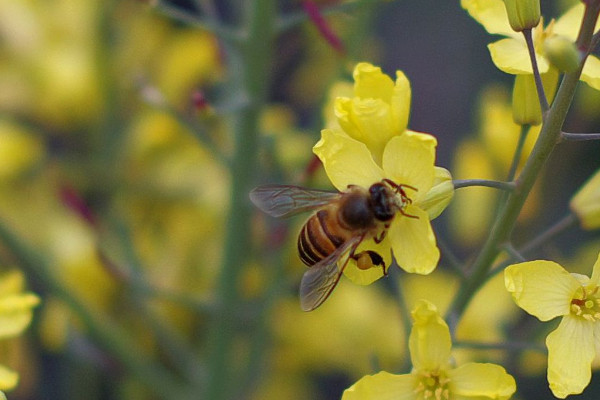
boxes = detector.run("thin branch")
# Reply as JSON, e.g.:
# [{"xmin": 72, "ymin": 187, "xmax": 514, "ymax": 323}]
[
  {"xmin": 519, "ymin": 213, "xmax": 578, "ymax": 255},
  {"xmin": 501, "ymin": 242, "xmax": 527, "ymax": 263},
  {"xmin": 561, "ymin": 131, "xmax": 600, "ymax": 141},
  {"xmin": 453, "ymin": 179, "xmax": 516, "ymax": 191},
  {"xmin": 153, "ymin": 0, "xmax": 239, "ymax": 43},
  {"xmin": 277, "ymin": 0, "xmax": 378, "ymax": 32},
  {"xmin": 522, "ymin": 29, "xmax": 550, "ymax": 112},
  {"xmin": 487, "ymin": 213, "xmax": 578, "ymax": 278}
]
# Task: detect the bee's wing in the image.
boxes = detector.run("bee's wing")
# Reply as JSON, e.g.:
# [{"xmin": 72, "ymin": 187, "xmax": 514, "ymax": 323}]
[
  {"xmin": 299, "ymin": 236, "xmax": 362, "ymax": 311},
  {"xmin": 249, "ymin": 184, "xmax": 340, "ymax": 218}
]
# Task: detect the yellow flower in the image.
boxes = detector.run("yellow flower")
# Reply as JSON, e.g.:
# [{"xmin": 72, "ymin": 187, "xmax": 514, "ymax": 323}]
[
  {"xmin": 333, "ymin": 62, "xmax": 411, "ymax": 164},
  {"xmin": 570, "ymin": 168, "xmax": 600, "ymax": 230},
  {"xmin": 342, "ymin": 300, "xmax": 516, "ymax": 400},
  {"xmin": 314, "ymin": 129, "xmax": 451, "ymax": 283},
  {"xmin": 461, "ymin": 1, "xmax": 600, "ymax": 90},
  {"xmin": 504, "ymin": 252, "xmax": 600, "ymax": 398},
  {"xmin": 0, "ymin": 270, "xmax": 39, "ymax": 396}
]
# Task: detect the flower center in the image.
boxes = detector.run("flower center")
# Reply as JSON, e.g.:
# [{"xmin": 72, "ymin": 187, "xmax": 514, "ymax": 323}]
[
  {"xmin": 415, "ymin": 370, "xmax": 450, "ymax": 400},
  {"xmin": 570, "ymin": 284, "xmax": 600, "ymax": 322}
]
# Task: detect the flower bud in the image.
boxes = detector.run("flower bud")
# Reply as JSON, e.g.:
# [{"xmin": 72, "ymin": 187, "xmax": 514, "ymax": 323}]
[
  {"xmin": 421, "ymin": 167, "xmax": 454, "ymax": 220},
  {"xmin": 570, "ymin": 169, "xmax": 600, "ymax": 230},
  {"xmin": 512, "ymin": 74, "xmax": 542, "ymax": 125},
  {"xmin": 511, "ymin": 69, "xmax": 558, "ymax": 125},
  {"xmin": 502, "ymin": 0, "xmax": 541, "ymax": 32},
  {"xmin": 543, "ymin": 36, "xmax": 580, "ymax": 73}
]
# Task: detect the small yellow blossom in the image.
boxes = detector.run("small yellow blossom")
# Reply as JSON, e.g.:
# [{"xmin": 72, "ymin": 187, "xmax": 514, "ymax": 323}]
[
  {"xmin": 314, "ymin": 130, "xmax": 448, "ymax": 283},
  {"xmin": 332, "ymin": 62, "xmax": 411, "ymax": 165},
  {"xmin": 570, "ymin": 168, "xmax": 600, "ymax": 230},
  {"xmin": 342, "ymin": 300, "xmax": 516, "ymax": 400},
  {"xmin": 504, "ymin": 252, "xmax": 600, "ymax": 398},
  {"xmin": 462, "ymin": 1, "xmax": 600, "ymax": 90}
]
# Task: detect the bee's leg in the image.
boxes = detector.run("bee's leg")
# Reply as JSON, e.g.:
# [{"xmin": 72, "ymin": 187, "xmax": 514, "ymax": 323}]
[
  {"xmin": 399, "ymin": 208, "xmax": 419, "ymax": 219},
  {"xmin": 374, "ymin": 225, "xmax": 390, "ymax": 243}
]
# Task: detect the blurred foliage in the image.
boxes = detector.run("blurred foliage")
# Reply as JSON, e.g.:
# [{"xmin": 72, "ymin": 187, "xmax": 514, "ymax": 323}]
[{"xmin": 0, "ymin": 0, "xmax": 598, "ymax": 399}]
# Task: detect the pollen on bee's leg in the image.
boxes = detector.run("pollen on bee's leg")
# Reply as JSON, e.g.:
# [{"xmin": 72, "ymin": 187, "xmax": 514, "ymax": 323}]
[
  {"xmin": 355, "ymin": 250, "xmax": 384, "ymax": 271},
  {"xmin": 356, "ymin": 252, "xmax": 374, "ymax": 270}
]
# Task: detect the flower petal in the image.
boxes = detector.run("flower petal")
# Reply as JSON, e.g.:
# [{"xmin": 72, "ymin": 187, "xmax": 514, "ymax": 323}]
[
  {"xmin": 390, "ymin": 70, "xmax": 411, "ymax": 135},
  {"xmin": 409, "ymin": 300, "xmax": 451, "ymax": 371},
  {"xmin": 420, "ymin": 167, "xmax": 454, "ymax": 220},
  {"xmin": 546, "ymin": 315, "xmax": 595, "ymax": 398},
  {"xmin": 552, "ymin": 4, "xmax": 585, "ymax": 41},
  {"xmin": 448, "ymin": 362, "xmax": 516, "ymax": 400},
  {"xmin": 313, "ymin": 128, "xmax": 385, "ymax": 191},
  {"xmin": 353, "ymin": 62, "xmax": 395, "ymax": 104},
  {"xmin": 343, "ymin": 238, "xmax": 393, "ymax": 286},
  {"xmin": 570, "ymin": 167, "xmax": 600, "ymax": 230},
  {"xmin": 590, "ymin": 252, "xmax": 600, "ymax": 286},
  {"xmin": 581, "ymin": 55, "xmax": 600, "ymax": 91},
  {"xmin": 389, "ymin": 205, "xmax": 439, "ymax": 275},
  {"xmin": 342, "ymin": 371, "xmax": 418, "ymax": 400},
  {"xmin": 488, "ymin": 38, "xmax": 549, "ymax": 74},
  {"xmin": 335, "ymin": 97, "xmax": 396, "ymax": 164},
  {"xmin": 382, "ymin": 131, "xmax": 437, "ymax": 202},
  {"xmin": 460, "ymin": 0, "xmax": 516, "ymax": 37},
  {"xmin": 0, "ymin": 293, "xmax": 40, "ymax": 339},
  {"xmin": 504, "ymin": 260, "xmax": 579, "ymax": 321}
]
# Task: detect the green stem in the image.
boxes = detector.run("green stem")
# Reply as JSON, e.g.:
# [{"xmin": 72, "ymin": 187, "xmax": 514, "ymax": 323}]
[
  {"xmin": 0, "ymin": 220, "xmax": 193, "ymax": 399},
  {"xmin": 447, "ymin": 6, "xmax": 600, "ymax": 324},
  {"xmin": 522, "ymin": 29, "xmax": 549, "ymax": 112},
  {"xmin": 560, "ymin": 132, "xmax": 600, "ymax": 141},
  {"xmin": 204, "ymin": 1, "xmax": 276, "ymax": 399},
  {"xmin": 452, "ymin": 179, "xmax": 516, "ymax": 191},
  {"xmin": 506, "ymin": 125, "xmax": 530, "ymax": 182}
]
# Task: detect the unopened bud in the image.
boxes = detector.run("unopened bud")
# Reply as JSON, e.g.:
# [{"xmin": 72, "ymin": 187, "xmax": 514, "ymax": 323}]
[
  {"xmin": 570, "ymin": 169, "xmax": 600, "ymax": 230},
  {"xmin": 512, "ymin": 74, "xmax": 541, "ymax": 125},
  {"xmin": 511, "ymin": 70, "xmax": 558, "ymax": 125},
  {"xmin": 421, "ymin": 167, "xmax": 454, "ymax": 220},
  {"xmin": 502, "ymin": 0, "xmax": 541, "ymax": 32},
  {"xmin": 544, "ymin": 36, "xmax": 580, "ymax": 73}
]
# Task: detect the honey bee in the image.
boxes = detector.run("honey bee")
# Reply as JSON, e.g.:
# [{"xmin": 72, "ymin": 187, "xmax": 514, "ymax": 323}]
[{"xmin": 250, "ymin": 179, "xmax": 417, "ymax": 311}]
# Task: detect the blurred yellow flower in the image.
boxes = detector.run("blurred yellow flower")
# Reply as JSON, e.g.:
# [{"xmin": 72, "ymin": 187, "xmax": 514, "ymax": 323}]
[
  {"xmin": 0, "ymin": 270, "xmax": 39, "ymax": 397},
  {"xmin": 505, "ymin": 252, "xmax": 600, "ymax": 398},
  {"xmin": 314, "ymin": 130, "xmax": 449, "ymax": 283},
  {"xmin": 570, "ymin": 168, "xmax": 600, "ymax": 230},
  {"xmin": 0, "ymin": 119, "xmax": 44, "ymax": 181},
  {"xmin": 462, "ymin": 1, "xmax": 600, "ymax": 90},
  {"xmin": 342, "ymin": 300, "xmax": 516, "ymax": 400}
]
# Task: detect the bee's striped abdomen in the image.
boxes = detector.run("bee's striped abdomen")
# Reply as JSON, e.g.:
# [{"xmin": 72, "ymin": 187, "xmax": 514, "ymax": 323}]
[{"xmin": 298, "ymin": 209, "xmax": 346, "ymax": 266}]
